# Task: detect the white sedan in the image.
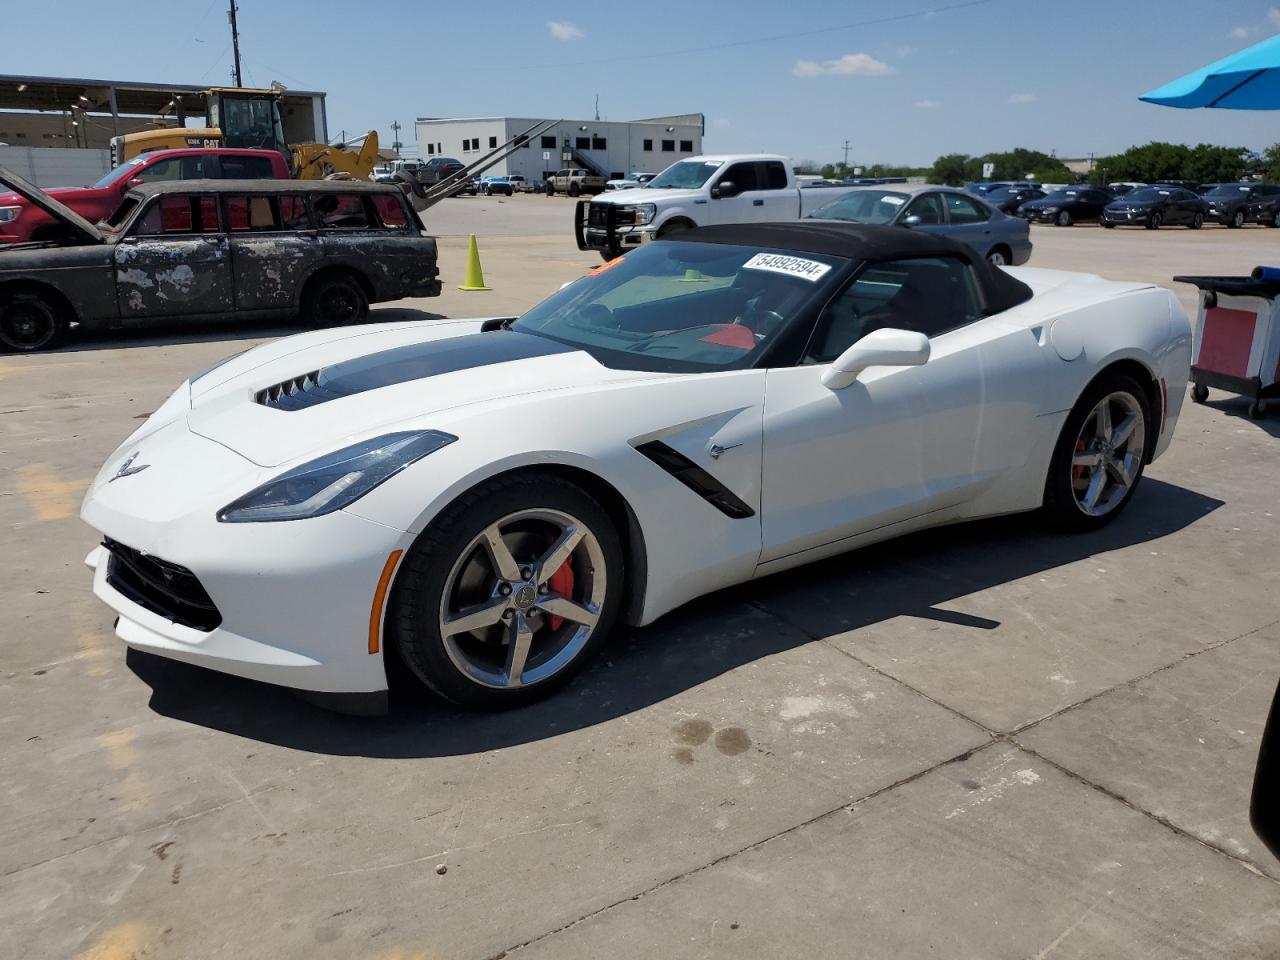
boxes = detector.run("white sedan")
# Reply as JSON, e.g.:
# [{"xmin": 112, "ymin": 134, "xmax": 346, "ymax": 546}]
[{"xmin": 82, "ymin": 223, "xmax": 1191, "ymax": 712}]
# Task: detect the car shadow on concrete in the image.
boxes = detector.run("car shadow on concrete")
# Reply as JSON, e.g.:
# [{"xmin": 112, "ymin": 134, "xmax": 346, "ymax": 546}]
[
  {"xmin": 51, "ymin": 306, "xmax": 448, "ymax": 354},
  {"xmin": 128, "ymin": 477, "xmax": 1223, "ymax": 758}
]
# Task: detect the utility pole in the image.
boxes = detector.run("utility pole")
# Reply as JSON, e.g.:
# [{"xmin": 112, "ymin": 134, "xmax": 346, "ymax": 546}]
[
  {"xmin": 594, "ymin": 94, "xmax": 600, "ymax": 122},
  {"xmin": 390, "ymin": 120, "xmax": 403, "ymax": 155},
  {"xmin": 842, "ymin": 139, "xmax": 851, "ymax": 170},
  {"xmin": 228, "ymin": 0, "xmax": 243, "ymax": 88}
]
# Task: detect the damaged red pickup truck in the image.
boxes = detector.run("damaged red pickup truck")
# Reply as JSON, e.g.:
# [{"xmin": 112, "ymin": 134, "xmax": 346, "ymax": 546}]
[
  {"xmin": 0, "ymin": 169, "xmax": 440, "ymax": 352},
  {"xmin": 0, "ymin": 147, "xmax": 290, "ymax": 245}
]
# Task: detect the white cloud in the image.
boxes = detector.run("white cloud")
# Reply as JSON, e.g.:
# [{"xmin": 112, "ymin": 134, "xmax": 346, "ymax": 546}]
[
  {"xmin": 894, "ymin": 45, "xmax": 915, "ymax": 58},
  {"xmin": 1229, "ymin": 25, "xmax": 1256, "ymax": 39},
  {"xmin": 792, "ymin": 53, "xmax": 893, "ymax": 78},
  {"xmin": 713, "ymin": 117, "xmax": 731, "ymax": 129},
  {"xmin": 1270, "ymin": 8, "xmax": 1280, "ymax": 27},
  {"xmin": 1008, "ymin": 93, "xmax": 1037, "ymax": 105},
  {"xmin": 546, "ymin": 20, "xmax": 584, "ymax": 41},
  {"xmin": 915, "ymin": 99, "xmax": 942, "ymax": 109}
]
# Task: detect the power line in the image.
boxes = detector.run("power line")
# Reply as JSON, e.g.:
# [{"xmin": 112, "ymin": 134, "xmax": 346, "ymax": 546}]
[{"xmin": 500, "ymin": 0, "xmax": 995, "ymax": 72}]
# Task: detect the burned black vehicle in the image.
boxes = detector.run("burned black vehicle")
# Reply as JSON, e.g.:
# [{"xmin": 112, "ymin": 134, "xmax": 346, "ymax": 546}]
[{"xmin": 0, "ymin": 169, "xmax": 441, "ymax": 352}]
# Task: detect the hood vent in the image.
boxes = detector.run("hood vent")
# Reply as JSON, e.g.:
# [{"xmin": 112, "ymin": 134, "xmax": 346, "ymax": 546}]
[{"xmin": 252, "ymin": 331, "xmax": 580, "ymax": 412}]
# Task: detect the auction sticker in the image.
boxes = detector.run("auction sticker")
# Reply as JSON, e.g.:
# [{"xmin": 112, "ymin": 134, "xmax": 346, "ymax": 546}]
[{"xmin": 743, "ymin": 253, "xmax": 832, "ymax": 282}]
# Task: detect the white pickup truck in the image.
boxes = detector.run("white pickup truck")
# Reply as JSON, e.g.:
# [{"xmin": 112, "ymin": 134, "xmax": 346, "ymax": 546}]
[{"xmin": 575, "ymin": 154, "xmax": 857, "ymax": 259}]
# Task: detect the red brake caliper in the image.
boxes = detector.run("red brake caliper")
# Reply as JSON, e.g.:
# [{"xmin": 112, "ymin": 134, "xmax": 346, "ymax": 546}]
[
  {"xmin": 544, "ymin": 536, "xmax": 575, "ymax": 630},
  {"xmin": 1072, "ymin": 439, "xmax": 1086, "ymax": 483}
]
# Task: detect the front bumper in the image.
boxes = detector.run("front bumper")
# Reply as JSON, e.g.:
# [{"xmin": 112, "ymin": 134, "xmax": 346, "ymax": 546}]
[
  {"xmin": 81, "ymin": 426, "xmax": 411, "ymax": 695},
  {"xmin": 1206, "ymin": 207, "xmax": 1240, "ymax": 224},
  {"xmin": 1101, "ymin": 209, "xmax": 1148, "ymax": 225}
]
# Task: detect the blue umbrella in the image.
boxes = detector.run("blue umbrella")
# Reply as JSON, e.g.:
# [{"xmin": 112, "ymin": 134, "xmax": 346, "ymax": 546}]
[{"xmin": 1140, "ymin": 33, "xmax": 1280, "ymax": 109}]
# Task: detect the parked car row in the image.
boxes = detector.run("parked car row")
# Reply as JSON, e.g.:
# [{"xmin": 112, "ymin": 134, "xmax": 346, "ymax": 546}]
[{"xmin": 965, "ymin": 178, "xmax": 1280, "ymax": 228}]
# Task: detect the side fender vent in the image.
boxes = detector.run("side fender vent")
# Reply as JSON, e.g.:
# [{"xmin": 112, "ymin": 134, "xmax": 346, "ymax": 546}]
[{"xmin": 633, "ymin": 440, "xmax": 755, "ymax": 519}]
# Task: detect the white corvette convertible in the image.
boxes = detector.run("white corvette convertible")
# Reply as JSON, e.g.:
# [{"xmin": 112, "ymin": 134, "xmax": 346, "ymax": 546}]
[{"xmin": 82, "ymin": 223, "xmax": 1191, "ymax": 712}]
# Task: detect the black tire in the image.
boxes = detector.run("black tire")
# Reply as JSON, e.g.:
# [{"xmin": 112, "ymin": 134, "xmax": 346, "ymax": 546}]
[
  {"xmin": 1102, "ymin": 222, "xmax": 1115, "ymax": 229},
  {"xmin": 1270, "ymin": 211, "xmax": 1280, "ymax": 228},
  {"xmin": 1042, "ymin": 373, "xmax": 1151, "ymax": 533},
  {"xmin": 986, "ymin": 246, "xmax": 1010, "ymax": 266},
  {"xmin": 656, "ymin": 219, "xmax": 693, "ymax": 239},
  {"xmin": 545, "ymin": 184, "xmax": 554, "ymax": 197},
  {"xmin": 1231, "ymin": 209, "xmax": 1245, "ymax": 228},
  {"xmin": 0, "ymin": 289, "xmax": 69, "ymax": 353},
  {"xmin": 1250, "ymin": 399, "xmax": 1269, "ymax": 420},
  {"xmin": 1055, "ymin": 210, "xmax": 1072, "ymax": 227},
  {"xmin": 301, "ymin": 272, "xmax": 368, "ymax": 328},
  {"xmin": 1189, "ymin": 212, "xmax": 1204, "ymax": 230},
  {"xmin": 568, "ymin": 182, "xmax": 581, "ymax": 197},
  {"xmin": 1191, "ymin": 383, "xmax": 1209, "ymax": 404},
  {"xmin": 389, "ymin": 472, "xmax": 625, "ymax": 709},
  {"xmin": 1146, "ymin": 212, "xmax": 1162, "ymax": 230}
]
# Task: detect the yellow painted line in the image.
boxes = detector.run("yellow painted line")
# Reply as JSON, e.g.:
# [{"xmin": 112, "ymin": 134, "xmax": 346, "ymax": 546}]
[
  {"xmin": 16, "ymin": 463, "xmax": 86, "ymax": 521},
  {"xmin": 75, "ymin": 923, "xmax": 151, "ymax": 960},
  {"xmin": 78, "ymin": 631, "xmax": 113, "ymax": 677},
  {"xmin": 0, "ymin": 359, "xmax": 89, "ymax": 382},
  {"xmin": 97, "ymin": 729, "xmax": 151, "ymax": 812}
]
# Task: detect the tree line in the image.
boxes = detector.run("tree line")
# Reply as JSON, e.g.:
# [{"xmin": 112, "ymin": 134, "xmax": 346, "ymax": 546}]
[{"xmin": 801, "ymin": 143, "xmax": 1280, "ymax": 186}]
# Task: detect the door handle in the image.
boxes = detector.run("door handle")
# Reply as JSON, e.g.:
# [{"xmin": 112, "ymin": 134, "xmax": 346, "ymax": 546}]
[{"xmin": 752, "ymin": 199, "xmax": 764, "ymax": 206}]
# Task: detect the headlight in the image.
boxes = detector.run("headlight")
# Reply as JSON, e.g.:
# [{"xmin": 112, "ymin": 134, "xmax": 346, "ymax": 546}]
[
  {"xmin": 633, "ymin": 203, "xmax": 656, "ymax": 226},
  {"xmin": 1042, "ymin": 206, "xmax": 1059, "ymax": 214},
  {"xmin": 217, "ymin": 430, "xmax": 456, "ymax": 523},
  {"xmin": 0, "ymin": 206, "xmax": 21, "ymax": 224}
]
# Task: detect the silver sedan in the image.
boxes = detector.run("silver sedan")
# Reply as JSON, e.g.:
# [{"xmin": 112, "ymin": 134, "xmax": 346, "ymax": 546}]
[{"xmin": 808, "ymin": 184, "xmax": 1033, "ymax": 266}]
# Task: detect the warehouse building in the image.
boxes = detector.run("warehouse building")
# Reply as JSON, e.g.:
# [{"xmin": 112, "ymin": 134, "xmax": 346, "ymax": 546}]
[{"xmin": 415, "ymin": 114, "xmax": 704, "ymax": 183}]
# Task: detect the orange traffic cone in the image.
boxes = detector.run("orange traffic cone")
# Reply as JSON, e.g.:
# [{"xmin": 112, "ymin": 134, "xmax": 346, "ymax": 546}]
[{"xmin": 458, "ymin": 234, "xmax": 491, "ymax": 291}]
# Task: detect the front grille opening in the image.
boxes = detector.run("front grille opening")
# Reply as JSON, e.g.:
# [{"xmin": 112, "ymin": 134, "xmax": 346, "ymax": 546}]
[{"xmin": 104, "ymin": 538, "xmax": 222, "ymax": 632}]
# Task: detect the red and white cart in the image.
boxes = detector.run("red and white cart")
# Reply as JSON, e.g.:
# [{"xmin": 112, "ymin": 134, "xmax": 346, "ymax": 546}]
[{"xmin": 1173, "ymin": 272, "xmax": 1280, "ymax": 419}]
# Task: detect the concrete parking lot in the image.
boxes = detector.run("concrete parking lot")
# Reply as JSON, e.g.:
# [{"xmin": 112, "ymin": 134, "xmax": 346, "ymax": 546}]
[{"xmin": 2, "ymin": 198, "xmax": 1279, "ymax": 959}]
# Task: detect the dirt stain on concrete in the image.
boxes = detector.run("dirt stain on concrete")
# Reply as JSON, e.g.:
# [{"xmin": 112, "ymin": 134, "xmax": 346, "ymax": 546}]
[
  {"xmin": 672, "ymin": 747, "xmax": 695, "ymax": 765},
  {"xmin": 674, "ymin": 718, "xmax": 713, "ymax": 746},
  {"xmin": 714, "ymin": 727, "xmax": 752, "ymax": 756}
]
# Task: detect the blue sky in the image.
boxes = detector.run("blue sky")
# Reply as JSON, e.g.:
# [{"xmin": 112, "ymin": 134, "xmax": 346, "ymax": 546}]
[{"xmin": 6, "ymin": 0, "xmax": 1280, "ymax": 165}]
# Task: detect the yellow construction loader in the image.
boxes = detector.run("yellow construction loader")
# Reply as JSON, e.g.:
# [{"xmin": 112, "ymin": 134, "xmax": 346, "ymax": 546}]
[{"xmin": 109, "ymin": 87, "xmax": 379, "ymax": 181}]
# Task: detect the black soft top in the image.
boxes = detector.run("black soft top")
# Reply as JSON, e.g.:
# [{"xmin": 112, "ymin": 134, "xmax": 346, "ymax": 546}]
[{"xmin": 684, "ymin": 221, "xmax": 1033, "ymax": 315}]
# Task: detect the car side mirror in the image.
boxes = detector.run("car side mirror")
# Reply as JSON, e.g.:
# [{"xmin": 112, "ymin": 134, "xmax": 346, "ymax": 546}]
[
  {"xmin": 712, "ymin": 180, "xmax": 737, "ymax": 199},
  {"xmin": 127, "ymin": 178, "xmax": 144, "ymax": 188},
  {"xmin": 822, "ymin": 328, "xmax": 931, "ymax": 390},
  {"xmin": 902, "ymin": 214, "xmax": 922, "ymax": 227}
]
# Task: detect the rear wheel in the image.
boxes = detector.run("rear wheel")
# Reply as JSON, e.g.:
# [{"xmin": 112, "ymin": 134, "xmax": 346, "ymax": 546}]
[
  {"xmin": 986, "ymin": 246, "xmax": 1010, "ymax": 266},
  {"xmin": 1189, "ymin": 212, "xmax": 1204, "ymax": 229},
  {"xmin": 1055, "ymin": 210, "xmax": 1072, "ymax": 227},
  {"xmin": 1191, "ymin": 383, "xmax": 1209, "ymax": 404},
  {"xmin": 1270, "ymin": 210, "xmax": 1280, "ymax": 228},
  {"xmin": 0, "ymin": 289, "xmax": 68, "ymax": 353},
  {"xmin": 389, "ymin": 473, "xmax": 623, "ymax": 709},
  {"xmin": 301, "ymin": 272, "xmax": 368, "ymax": 328},
  {"xmin": 1231, "ymin": 209, "xmax": 1245, "ymax": 228},
  {"xmin": 568, "ymin": 182, "xmax": 581, "ymax": 197},
  {"xmin": 1042, "ymin": 374, "xmax": 1150, "ymax": 532}
]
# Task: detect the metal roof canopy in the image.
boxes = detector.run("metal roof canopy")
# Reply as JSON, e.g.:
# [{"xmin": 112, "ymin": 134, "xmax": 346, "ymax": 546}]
[{"xmin": 0, "ymin": 73, "xmax": 325, "ymax": 123}]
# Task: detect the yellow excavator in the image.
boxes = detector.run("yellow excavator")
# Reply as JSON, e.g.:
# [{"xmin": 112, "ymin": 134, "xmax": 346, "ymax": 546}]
[{"xmin": 109, "ymin": 87, "xmax": 379, "ymax": 181}]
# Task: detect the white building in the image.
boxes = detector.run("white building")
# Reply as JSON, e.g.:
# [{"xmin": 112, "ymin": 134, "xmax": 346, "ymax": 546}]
[{"xmin": 415, "ymin": 114, "xmax": 704, "ymax": 182}]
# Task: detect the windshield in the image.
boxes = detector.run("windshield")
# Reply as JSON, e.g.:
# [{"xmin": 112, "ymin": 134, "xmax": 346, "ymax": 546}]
[
  {"xmin": 512, "ymin": 240, "xmax": 845, "ymax": 371},
  {"xmin": 646, "ymin": 160, "xmax": 724, "ymax": 190},
  {"xmin": 1207, "ymin": 184, "xmax": 1251, "ymax": 197},
  {"xmin": 808, "ymin": 191, "xmax": 909, "ymax": 225},
  {"xmin": 1125, "ymin": 188, "xmax": 1171, "ymax": 202},
  {"xmin": 90, "ymin": 157, "xmax": 146, "ymax": 189}
]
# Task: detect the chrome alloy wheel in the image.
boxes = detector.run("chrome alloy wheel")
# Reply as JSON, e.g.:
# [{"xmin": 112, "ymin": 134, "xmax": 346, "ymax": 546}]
[
  {"xmin": 438, "ymin": 508, "xmax": 606, "ymax": 689},
  {"xmin": 1070, "ymin": 391, "xmax": 1146, "ymax": 517}
]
